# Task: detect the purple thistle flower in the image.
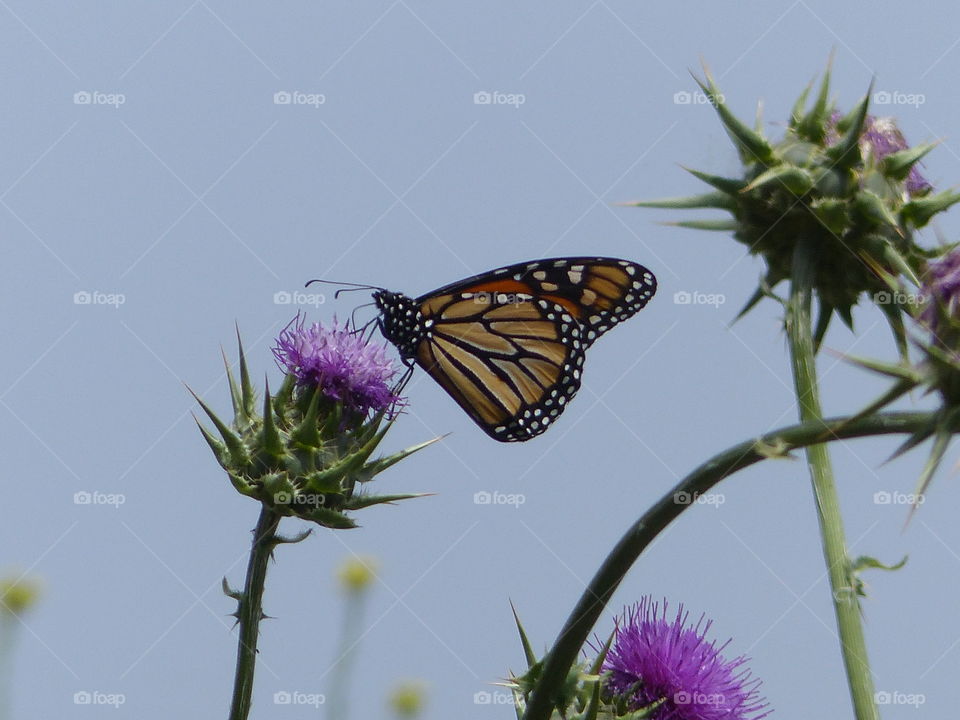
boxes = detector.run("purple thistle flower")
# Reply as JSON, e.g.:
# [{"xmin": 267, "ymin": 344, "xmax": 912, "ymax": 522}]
[
  {"xmin": 273, "ymin": 314, "xmax": 403, "ymax": 418},
  {"xmin": 921, "ymin": 248, "xmax": 960, "ymax": 332},
  {"xmin": 827, "ymin": 112, "xmax": 931, "ymax": 196},
  {"xmin": 603, "ymin": 597, "xmax": 770, "ymax": 720}
]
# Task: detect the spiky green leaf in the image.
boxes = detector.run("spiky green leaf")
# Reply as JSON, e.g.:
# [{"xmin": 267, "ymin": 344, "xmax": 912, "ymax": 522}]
[
  {"xmin": 693, "ymin": 72, "xmax": 775, "ymax": 164},
  {"xmin": 622, "ymin": 191, "xmax": 736, "ymax": 211},
  {"xmin": 681, "ymin": 166, "xmax": 746, "ymax": 195}
]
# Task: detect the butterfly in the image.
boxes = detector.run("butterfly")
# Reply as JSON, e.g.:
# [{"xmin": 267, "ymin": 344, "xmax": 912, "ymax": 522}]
[{"xmin": 365, "ymin": 257, "xmax": 656, "ymax": 442}]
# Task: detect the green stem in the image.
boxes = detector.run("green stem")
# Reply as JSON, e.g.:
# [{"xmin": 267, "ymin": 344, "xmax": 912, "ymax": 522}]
[
  {"xmin": 521, "ymin": 410, "xmax": 933, "ymax": 720},
  {"xmin": 325, "ymin": 589, "xmax": 368, "ymax": 720},
  {"xmin": 229, "ymin": 506, "xmax": 283, "ymax": 720},
  {"xmin": 0, "ymin": 616, "xmax": 16, "ymax": 720},
  {"xmin": 787, "ymin": 245, "xmax": 878, "ymax": 720}
]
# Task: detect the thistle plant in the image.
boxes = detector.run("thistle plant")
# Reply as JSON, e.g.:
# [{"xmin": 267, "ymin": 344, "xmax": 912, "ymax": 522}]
[
  {"xmin": 510, "ymin": 598, "xmax": 767, "ymax": 720},
  {"xmin": 601, "ymin": 598, "xmax": 768, "ymax": 720},
  {"xmin": 625, "ymin": 62, "xmax": 960, "ymax": 720},
  {"xmin": 194, "ymin": 316, "xmax": 435, "ymax": 720}
]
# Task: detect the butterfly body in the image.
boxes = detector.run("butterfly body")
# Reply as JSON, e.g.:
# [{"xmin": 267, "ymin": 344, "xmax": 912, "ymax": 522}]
[{"xmin": 373, "ymin": 257, "xmax": 656, "ymax": 441}]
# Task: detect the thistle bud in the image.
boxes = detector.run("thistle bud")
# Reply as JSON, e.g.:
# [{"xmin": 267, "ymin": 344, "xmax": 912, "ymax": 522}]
[
  {"xmin": 631, "ymin": 61, "xmax": 959, "ymax": 347},
  {"xmin": 194, "ymin": 317, "xmax": 435, "ymax": 529}
]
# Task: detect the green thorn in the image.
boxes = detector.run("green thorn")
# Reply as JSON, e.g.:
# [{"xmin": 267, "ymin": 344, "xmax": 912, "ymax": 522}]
[
  {"xmin": 363, "ymin": 435, "xmax": 445, "ymax": 478},
  {"xmin": 343, "ymin": 493, "xmax": 432, "ymax": 510},
  {"xmin": 881, "ymin": 141, "xmax": 940, "ymax": 182},
  {"xmin": 187, "ymin": 386, "xmax": 248, "ymax": 465},
  {"xmin": 901, "ymin": 188, "xmax": 960, "ymax": 228},
  {"xmin": 222, "ymin": 577, "xmax": 242, "ymax": 601},
  {"xmin": 910, "ymin": 427, "xmax": 951, "ymax": 513},
  {"xmin": 222, "ymin": 346, "xmax": 243, "ymax": 422},
  {"xmin": 887, "ymin": 425, "xmax": 936, "ymax": 464},
  {"xmin": 236, "ymin": 326, "xmax": 256, "ymax": 418},
  {"xmin": 680, "ymin": 166, "xmax": 746, "ymax": 195},
  {"xmin": 510, "ymin": 601, "xmax": 538, "ymax": 670},
  {"xmin": 789, "ymin": 81, "xmax": 813, "ymax": 129},
  {"xmin": 742, "ymin": 165, "xmax": 814, "ymax": 195},
  {"xmin": 827, "ymin": 80, "xmax": 873, "ymax": 168},
  {"xmin": 692, "ymin": 70, "xmax": 774, "ymax": 164},
  {"xmin": 292, "ymin": 386, "xmax": 322, "ymax": 448},
  {"xmin": 853, "ymin": 190, "xmax": 901, "ymax": 233},
  {"xmin": 274, "ymin": 528, "xmax": 312, "ymax": 544},
  {"xmin": 193, "ymin": 413, "xmax": 227, "ymax": 460},
  {"xmin": 796, "ymin": 52, "xmax": 834, "ymax": 142},
  {"xmin": 620, "ymin": 191, "xmax": 736, "ymax": 211},
  {"xmin": 661, "ymin": 218, "xmax": 738, "ymax": 232},
  {"xmin": 260, "ymin": 377, "xmax": 284, "ymax": 457}
]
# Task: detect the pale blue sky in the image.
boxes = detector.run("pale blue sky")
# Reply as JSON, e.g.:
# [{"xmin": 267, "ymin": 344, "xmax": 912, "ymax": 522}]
[{"xmin": 3, "ymin": 2, "xmax": 960, "ymax": 718}]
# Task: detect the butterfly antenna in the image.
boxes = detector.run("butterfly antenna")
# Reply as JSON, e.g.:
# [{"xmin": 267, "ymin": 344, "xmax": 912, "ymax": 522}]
[
  {"xmin": 349, "ymin": 302, "xmax": 376, "ymax": 331},
  {"xmin": 304, "ymin": 279, "xmax": 385, "ymax": 300}
]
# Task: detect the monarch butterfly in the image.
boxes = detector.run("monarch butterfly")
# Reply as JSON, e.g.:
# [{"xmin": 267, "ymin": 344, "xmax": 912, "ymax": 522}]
[{"xmin": 370, "ymin": 257, "xmax": 657, "ymax": 442}]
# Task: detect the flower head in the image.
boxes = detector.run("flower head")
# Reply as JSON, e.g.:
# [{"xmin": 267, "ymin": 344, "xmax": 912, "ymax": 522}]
[
  {"xmin": 603, "ymin": 597, "xmax": 769, "ymax": 720},
  {"xmin": 827, "ymin": 112, "xmax": 931, "ymax": 196},
  {"xmin": 194, "ymin": 329, "xmax": 432, "ymax": 529},
  {"xmin": 921, "ymin": 248, "xmax": 960, "ymax": 331},
  {"xmin": 273, "ymin": 314, "xmax": 402, "ymax": 418},
  {"xmin": 632, "ymin": 61, "xmax": 960, "ymax": 350}
]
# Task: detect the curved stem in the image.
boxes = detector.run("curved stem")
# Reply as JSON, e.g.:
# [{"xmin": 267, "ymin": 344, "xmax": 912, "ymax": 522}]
[
  {"xmin": 787, "ymin": 246, "xmax": 877, "ymax": 720},
  {"xmin": 229, "ymin": 506, "xmax": 283, "ymax": 720},
  {"xmin": 521, "ymin": 410, "xmax": 934, "ymax": 720}
]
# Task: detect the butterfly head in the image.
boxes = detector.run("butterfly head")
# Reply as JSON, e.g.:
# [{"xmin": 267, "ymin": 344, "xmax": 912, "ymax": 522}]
[{"xmin": 373, "ymin": 290, "xmax": 423, "ymax": 360}]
